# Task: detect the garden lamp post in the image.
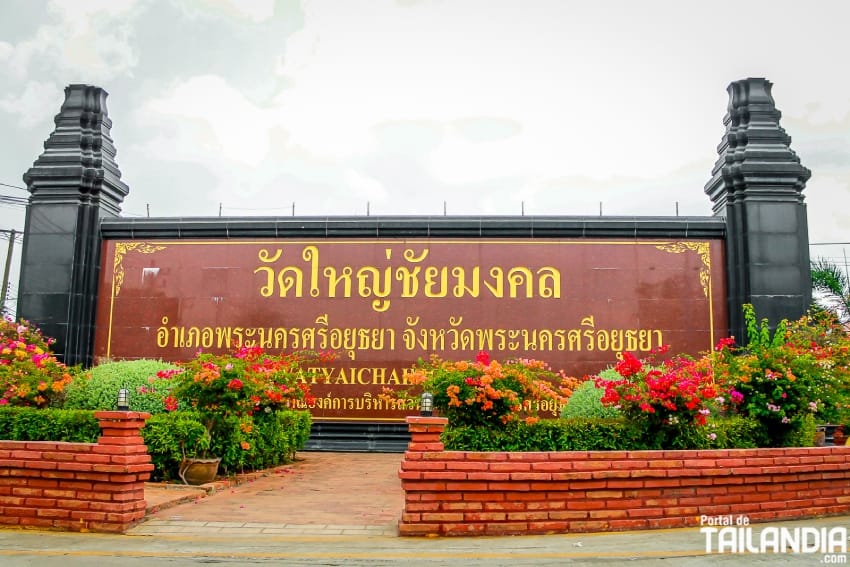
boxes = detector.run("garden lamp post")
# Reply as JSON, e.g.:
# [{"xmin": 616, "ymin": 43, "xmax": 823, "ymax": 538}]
[
  {"xmin": 117, "ymin": 388, "xmax": 130, "ymax": 411},
  {"xmin": 420, "ymin": 392, "xmax": 433, "ymax": 417}
]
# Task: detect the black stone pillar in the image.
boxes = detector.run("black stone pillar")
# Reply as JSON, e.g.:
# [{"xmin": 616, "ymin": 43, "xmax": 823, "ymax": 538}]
[
  {"xmin": 705, "ymin": 78, "xmax": 811, "ymax": 343},
  {"xmin": 18, "ymin": 84, "xmax": 128, "ymax": 366}
]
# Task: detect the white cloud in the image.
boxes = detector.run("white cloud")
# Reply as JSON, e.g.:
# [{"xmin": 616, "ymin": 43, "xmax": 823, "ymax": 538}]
[
  {"xmin": 0, "ymin": 81, "xmax": 62, "ymax": 128},
  {"xmin": 142, "ymin": 75, "xmax": 278, "ymax": 166},
  {"xmin": 2, "ymin": 0, "xmax": 144, "ymax": 83},
  {"xmin": 270, "ymin": 0, "xmax": 730, "ymax": 191},
  {"xmin": 344, "ymin": 169, "xmax": 387, "ymax": 203},
  {"xmin": 176, "ymin": 0, "xmax": 275, "ymax": 23}
]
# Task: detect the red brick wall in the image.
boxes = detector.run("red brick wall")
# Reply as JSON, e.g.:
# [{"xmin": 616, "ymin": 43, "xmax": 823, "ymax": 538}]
[
  {"xmin": 0, "ymin": 411, "xmax": 153, "ymax": 533},
  {"xmin": 399, "ymin": 416, "xmax": 850, "ymax": 536}
]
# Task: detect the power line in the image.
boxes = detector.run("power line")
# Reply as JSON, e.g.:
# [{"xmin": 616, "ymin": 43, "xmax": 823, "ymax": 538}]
[
  {"xmin": 0, "ymin": 194, "xmax": 29, "ymax": 207},
  {"xmin": 0, "ymin": 182, "xmax": 26, "ymax": 191}
]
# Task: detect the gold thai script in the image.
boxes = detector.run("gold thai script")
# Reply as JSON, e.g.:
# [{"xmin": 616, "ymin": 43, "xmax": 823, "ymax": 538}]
[
  {"xmin": 253, "ymin": 246, "xmax": 561, "ymax": 312},
  {"xmin": 285, "ymin": 392, "xmax": 565, "ymax": 418},
  {"xmin": 287, "ymin": 392, "xmax": 419, "ymax": 412},
  {"xmin": 155, "ymin": 314, "xmax": 663, "ymax": 354}
]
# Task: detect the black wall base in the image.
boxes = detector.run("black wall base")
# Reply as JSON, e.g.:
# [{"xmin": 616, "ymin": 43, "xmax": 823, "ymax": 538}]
[{"xmin": 305, "ymin": 422, "xmax": 410, "ymax": 453}]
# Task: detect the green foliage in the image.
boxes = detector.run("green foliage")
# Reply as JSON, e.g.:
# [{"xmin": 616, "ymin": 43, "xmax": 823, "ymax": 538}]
[
  {"xmin": 0, "ymin": 407, "xmax": 99, "ymax": 442},
  {"xmin": 560, "ymin": 374, "xmax": 621, "ymax": 419},
  {"xmin": 704, "ymin": 416, "xmax": 766, "ymax": 449},
  {"xmin": 64, "ymin": 359, "xmax": 180, "ymax": 413},
  {"xmin": 142, "ymin": 412, "xmax": 211, "ymax": 481},
  {"xmin": 743, "ymin": 303, "xmax": 788, "ymax": 349},
  {"xmin": 443, "ymin": 416, "xmax": 763, "ymax": 452},
  {"xmin": 141, "ymin": 409, "xmax": 312, "ymax": 480},
  {"xmin": 444, "ymin": 419, "xmax": 645, "ymax": 451},
  {"xmin": 811, "ymin": 258, "xmax": 850, "ymax": 324},
  {"xmin": 783, "ymin": 413, "xmax": 818, "ymax": 448}
]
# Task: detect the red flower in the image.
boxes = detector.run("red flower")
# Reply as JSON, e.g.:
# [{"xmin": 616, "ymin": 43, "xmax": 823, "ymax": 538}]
[
  {"xmin": 227, "ymin": 378, "xmax": 243, "ymax": 390},
  {"xmin": 163, "ymin": 395, "xmax": 178, "ymax": 412},
  {"xmin": 475, "ymin": 351, "xmax": 490, "ymax": 366},
  {"xmin": 615, "ymin": 352, "xmax": 642, "ymax": 377}
]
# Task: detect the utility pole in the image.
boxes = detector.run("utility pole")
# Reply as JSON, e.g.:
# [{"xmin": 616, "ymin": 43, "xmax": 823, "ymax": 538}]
[{"xmin": 0, "ymin": 229, "xmax": 15, "ymax": 316}]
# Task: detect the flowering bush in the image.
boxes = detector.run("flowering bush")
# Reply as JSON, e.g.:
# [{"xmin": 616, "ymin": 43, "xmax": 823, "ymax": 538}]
[
  {"xmin": 595, "ymin": 347, "xmax": 719, "ymax": 448},
  {"xmin": 165, "ymin": 346, "xmax": 334, "ymax": 457},
  {"xmin": 389, "ymin": 351, "xmax": 580, "ymax": 428},
  {"xmin": 711, "ymin": 305, "xmax": 850, "ymax": 446},
  {"xmin": 0, "ymin": 318, "xmax": 74, "ymax": 408}
]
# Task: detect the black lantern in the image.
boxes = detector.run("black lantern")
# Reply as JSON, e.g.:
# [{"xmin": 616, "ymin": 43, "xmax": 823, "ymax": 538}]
[
  {"xmin": 117, "ymin": 388, "xmax": 130, "ymax": 411},
  {"xmin": 420, "ymin": 392, "xmax": 434, "ymax": 417}
]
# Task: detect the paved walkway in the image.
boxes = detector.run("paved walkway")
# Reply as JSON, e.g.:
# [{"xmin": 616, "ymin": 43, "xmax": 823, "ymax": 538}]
[{"xmin": 134, "ymin": 451, "xmax": 404, "ymax": 536}]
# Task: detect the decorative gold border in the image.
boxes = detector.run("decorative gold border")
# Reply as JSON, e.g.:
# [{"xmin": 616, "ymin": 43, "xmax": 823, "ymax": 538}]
[
  {"xmin": 106, "ymin": 242, "xmax": 167, "ymax": 358},
  {"xmin": 654, "ymin": 241, "xmax": 715, "ymax": 347}
]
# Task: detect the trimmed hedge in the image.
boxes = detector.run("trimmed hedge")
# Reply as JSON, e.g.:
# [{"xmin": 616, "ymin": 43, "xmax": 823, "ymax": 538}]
[
  {"xmin": 443, "ymin": 416, "xmax": 766, "ymax": 451},
  {"xmin": 0, "ymin": 407, "xmax": 100, "ymax": 442}
]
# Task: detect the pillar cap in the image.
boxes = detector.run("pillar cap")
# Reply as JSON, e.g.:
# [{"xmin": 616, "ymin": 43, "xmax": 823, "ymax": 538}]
[
  {"xmin": 406, "ymin": 416, "xmax": 448, "ymax": 426},
  {"xmin": 95, "ymin": 411, "xmax": 152, "ymax": 420}
]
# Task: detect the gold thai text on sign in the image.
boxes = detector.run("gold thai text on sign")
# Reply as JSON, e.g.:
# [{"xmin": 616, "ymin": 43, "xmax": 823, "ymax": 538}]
[{"xmin": 253, "ymin": 246, "xmax": 561, "ymax": 312}]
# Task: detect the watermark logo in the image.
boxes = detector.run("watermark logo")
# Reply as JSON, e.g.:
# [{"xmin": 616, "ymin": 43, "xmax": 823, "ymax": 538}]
[{"xmin": 700, "ymin": 515, "xmax": 847, "ymax": 562}]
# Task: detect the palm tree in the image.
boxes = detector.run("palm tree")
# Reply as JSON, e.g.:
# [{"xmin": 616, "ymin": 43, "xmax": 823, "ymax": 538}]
[{"xmin": 811, "ymin": 258, "xmax": 850, "ymax": 324}]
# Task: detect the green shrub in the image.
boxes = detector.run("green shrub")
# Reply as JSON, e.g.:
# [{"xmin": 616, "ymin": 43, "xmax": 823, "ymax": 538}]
[
  {"xmin": 0, "ymin": 407, "xmax": 99, "ymax": 442},
  {"xmin": 561, "ymin": 377, "xmax": 621, "ymax": 419},
  {"xmin": 705, "ymin": 415, "xmax": 766, "ymax": 449},
  {"xmin": 141, "ymin": 409, "xmax": 313, "ymax": 480},
  {"xmin": 142, "ymin": 412, "xmax": 211, "ymax": 481},
  {"xmin": 784, "ymin": 413, "xmax": 818, "ymax": 447},
  {"xmin": 444, "ymin": 418, "xmax": 645, "ymax": 451},
  {"xmin": 443, "ymin": 416, "xmax": 766, "ymax": 452},
  {"xmin": 64, "ymin": 359, "xmax": 179, "ymax": 413}
]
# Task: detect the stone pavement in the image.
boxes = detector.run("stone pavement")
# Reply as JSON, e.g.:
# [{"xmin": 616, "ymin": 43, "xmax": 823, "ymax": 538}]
[{"xmin": 134, "ymin": 451, "xmax": 404, "ymax": 536}]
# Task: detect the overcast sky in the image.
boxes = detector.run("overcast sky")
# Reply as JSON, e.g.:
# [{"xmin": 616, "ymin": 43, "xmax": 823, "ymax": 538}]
[{"xmin": 1, "ymin": 0, "xmax": 849, "ymax": 311}]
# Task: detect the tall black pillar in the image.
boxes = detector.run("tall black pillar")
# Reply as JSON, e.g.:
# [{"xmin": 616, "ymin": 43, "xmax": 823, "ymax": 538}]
[
  {"xmin": 705, "ymin": 78, "xmax": 812, "ymax": 343},
  {"xmin": 18, "ymin": 84, "xmax": 128, "ymax": 366}
]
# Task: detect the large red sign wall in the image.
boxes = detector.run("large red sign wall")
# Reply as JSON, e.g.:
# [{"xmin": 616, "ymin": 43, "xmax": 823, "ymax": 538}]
[{"xmin": 93, "ymin": 239, "xmax": 727, "ymax": 422}]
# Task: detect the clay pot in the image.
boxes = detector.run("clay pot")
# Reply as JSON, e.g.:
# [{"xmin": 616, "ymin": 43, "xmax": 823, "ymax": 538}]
[{"xmin": 178, "ymin": 457, "xmax": 221, "ymax": 485}]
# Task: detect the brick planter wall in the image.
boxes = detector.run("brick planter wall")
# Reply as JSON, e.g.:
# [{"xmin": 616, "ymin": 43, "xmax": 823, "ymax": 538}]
[
  {"xmin": 0, "ymin": 411, "xmax": 153, "ymax": 533},
  {"xmin": 399, "ymin": 416, "xmax": 850, "ymax": 536}
]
